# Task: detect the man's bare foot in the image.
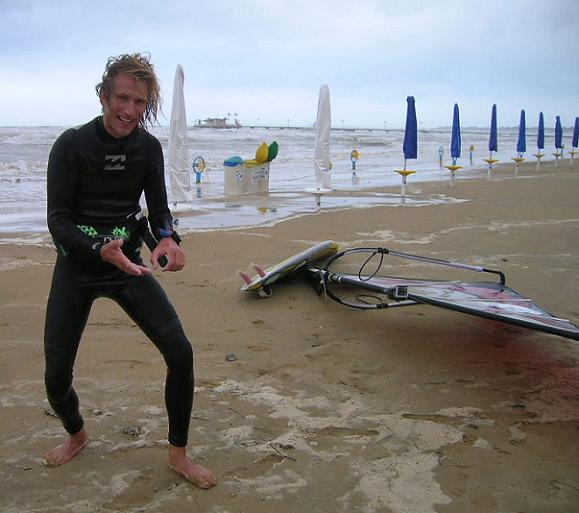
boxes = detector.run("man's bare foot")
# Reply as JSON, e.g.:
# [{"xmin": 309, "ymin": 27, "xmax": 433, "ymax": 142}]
[
  {"xmin": 44, "ymin": 428, "xmax": 87, "ymax": 466},
  {"xmin": 168, "ymin": 445, "xmax": 217, "ymax": 489}
]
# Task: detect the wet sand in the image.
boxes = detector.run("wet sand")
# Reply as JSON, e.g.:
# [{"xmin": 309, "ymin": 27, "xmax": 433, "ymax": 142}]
[{"xmin": 1, "ymin": 158, "xmax": 579, "ymax": 513}]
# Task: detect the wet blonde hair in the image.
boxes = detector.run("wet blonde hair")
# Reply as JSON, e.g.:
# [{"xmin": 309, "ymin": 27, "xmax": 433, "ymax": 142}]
[{"xmin": 95, "ymin": 53, "xmax": 161, "ymax": 128}]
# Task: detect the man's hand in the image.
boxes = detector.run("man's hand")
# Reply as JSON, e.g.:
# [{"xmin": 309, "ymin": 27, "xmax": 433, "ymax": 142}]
[
  {"xmin": 100, "ymin": 239, "xmax": 151, "ymax": 276},
  {"xmin": 151, "ymin": 236, "xmax": 185, "ymax": 272}
]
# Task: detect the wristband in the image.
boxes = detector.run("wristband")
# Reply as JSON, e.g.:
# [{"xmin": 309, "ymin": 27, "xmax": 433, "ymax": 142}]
[{"xmin": 158, "ymin": 229, "xmax": 182, "ymax": 246}]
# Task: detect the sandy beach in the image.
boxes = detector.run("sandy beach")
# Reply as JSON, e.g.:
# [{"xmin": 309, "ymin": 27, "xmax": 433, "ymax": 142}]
[{"xmin": 1, "ymin": 159, "xmax": 579, "ymax": 513}]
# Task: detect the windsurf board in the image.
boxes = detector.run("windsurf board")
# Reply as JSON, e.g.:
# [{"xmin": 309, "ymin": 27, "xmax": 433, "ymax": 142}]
[{"xmin": 241, "ymin": 240, "xmax": 338, "ymax": 297}]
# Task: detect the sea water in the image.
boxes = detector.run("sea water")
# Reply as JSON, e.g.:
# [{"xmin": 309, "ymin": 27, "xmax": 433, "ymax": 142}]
[{"xmin": 0, "ymin": 124, "xmax": 557, "ymax": 242}]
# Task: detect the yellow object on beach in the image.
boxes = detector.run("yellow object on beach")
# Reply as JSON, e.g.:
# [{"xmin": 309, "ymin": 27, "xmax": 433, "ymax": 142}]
[
  {"xmin": 255, "ymin": 143, "xmax": 269, "ymax": 163},
  {"xmin": 244, "ymin": 159, "xmax": 260, "ymax": 167},
  {"xmin": 483, "ymin": 159, "xmax": 498, "ymax": 165},
  {"xmin": 444, "ymin": 165, "xmax": 462, "ymax": 171},
  {"xmin": 511, "ymin": 157, "xmax": 525, "ymax": 164},
  {"xmin": 394, "ymin": 170, "xmax": 415, "ymax": 177},
  {"xmin": 351, "ymin": 149, "xmax": 359, "ymax": 160}
]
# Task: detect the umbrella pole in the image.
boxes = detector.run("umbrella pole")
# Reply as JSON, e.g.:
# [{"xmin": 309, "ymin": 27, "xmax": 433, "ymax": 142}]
[
  {"xmin": 450, "ymin": 157, "xmax": 456, "ymax": 187},
  {"xmin": 314, "ymin": 192, "xmax": 322, "ymax": 210},
  {"xmin": 487, "ymin": 151, "xmax": 493, "ymax": 180},
  {"xmin": 512, "ymin": 152, "xmax": 524, "ymax": 176},
  {"xmin": 394, "ymin": 167, "xmax": 414, "ymax": 200},
  {"xmin": 306, "ymin": 187, "xmax": 329, "ymax": 211}
]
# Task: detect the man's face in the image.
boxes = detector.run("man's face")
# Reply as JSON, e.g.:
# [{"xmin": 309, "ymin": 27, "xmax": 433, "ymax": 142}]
[{"xmin": 100, "ymin": 73, "xmax": 148, "ymax": 139}]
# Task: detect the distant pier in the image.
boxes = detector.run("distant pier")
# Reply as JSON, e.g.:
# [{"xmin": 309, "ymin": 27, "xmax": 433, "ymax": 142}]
[{"xmin": 192, "ymin": 125, "xmax": 391, "ymax": 132}]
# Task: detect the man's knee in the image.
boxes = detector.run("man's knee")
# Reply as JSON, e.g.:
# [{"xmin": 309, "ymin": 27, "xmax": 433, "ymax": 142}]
[{"xmin": 159, "ymin": 322, "xmax": 193, "ymax": 376}]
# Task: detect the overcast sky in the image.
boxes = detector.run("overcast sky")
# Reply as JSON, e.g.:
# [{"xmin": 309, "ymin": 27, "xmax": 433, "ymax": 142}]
[{"xmin": 1, "ymin": 0, "xmax": 577, "ymax": 128}]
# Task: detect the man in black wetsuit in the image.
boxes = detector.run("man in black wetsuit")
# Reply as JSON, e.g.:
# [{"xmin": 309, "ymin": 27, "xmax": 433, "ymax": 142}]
[{"xmin": 44, "ymin": 53, "xmax": 216, "ymax": 489}]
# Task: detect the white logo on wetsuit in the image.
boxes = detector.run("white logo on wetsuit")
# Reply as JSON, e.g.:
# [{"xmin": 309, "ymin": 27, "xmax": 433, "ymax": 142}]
[{"xmin": 104, "ymin": 154, "xmax": 126, "ymax": 170}]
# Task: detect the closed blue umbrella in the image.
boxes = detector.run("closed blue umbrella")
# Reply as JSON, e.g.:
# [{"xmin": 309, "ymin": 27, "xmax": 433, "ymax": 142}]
[
  {"xmin": 395, "ymin": 96, "xmax": 418, "ymax": 197},
  {"xmin": 553, "ymin": 115, "xmax": 563, "ymax": 166},
  {"xmin": 444, "ymin": 103, "xmax": 462, "ymax": 187},
  {"xmin": 512, "ymin": 109, "xmax": 526, "ymax": 174},
  {"xmin": 535, "ymin": 112, "xmax": 545, "ymax": 170},
  {"xmin": 484, "ymin": 104, "xmax": 498, "ymax": 176},
  {"xmin": 450, "ymin": 103, "xmax": 461, "ymax": 163},
  {"xmin": 489, "ymin": 104, "xmax": 498, "ymax": 152},
  {"xmin": 537, "ymin": 112, "xmax": 544, "ymax": 150},
  {"xmin": 403, "ymin": 96, "xmax": 418, "ymax": 163},
  {"xmin": 516, "ymin": 110, "xmax": 526, "ymax": 154},
  {"xmin": 571, "ymin": 117, "xmax": 579, "ymax": 168},
  {"xmin": 555, "ymin": 116, "xmax": 563, "ymax": 149}
]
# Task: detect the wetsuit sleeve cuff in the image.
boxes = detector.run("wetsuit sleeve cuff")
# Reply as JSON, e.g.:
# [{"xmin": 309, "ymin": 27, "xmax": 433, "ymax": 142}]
[{"xmin": 157, "ymin": 229, "xmax": 182, "ymax": 245}]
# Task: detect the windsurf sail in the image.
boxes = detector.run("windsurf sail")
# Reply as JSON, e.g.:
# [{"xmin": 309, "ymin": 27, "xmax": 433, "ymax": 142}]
[{"xmin": 308, "ymin": 247, "xmax": 579, "ymax": 341}]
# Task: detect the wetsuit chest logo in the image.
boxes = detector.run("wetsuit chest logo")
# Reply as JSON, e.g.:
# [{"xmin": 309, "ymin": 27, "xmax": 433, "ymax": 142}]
[{"xmin": 104, "ymin": 154, "xmax": 126, "ymax": 171}]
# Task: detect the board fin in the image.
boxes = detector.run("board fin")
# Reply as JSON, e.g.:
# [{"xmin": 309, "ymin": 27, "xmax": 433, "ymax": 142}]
[
  {"xmin": 239, "ymin": 271, "xmax": 252, "ymax": 285},
  {"xmin": 252, "ymin": 263, "xmax": 267, "ymax": 278}
]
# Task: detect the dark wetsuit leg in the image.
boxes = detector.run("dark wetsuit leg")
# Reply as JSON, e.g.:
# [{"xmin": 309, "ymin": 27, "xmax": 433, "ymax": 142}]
[
  {"xmin": 111, "ymin": 273, "xmax": 194, "ymax": 447},
  {"xmin": 44, "ymin": 258, "xmax": 94, "ymax": 435},
  {"xmin": 43, "ymin": 256, "xmax": 194, "ymax": 447}
]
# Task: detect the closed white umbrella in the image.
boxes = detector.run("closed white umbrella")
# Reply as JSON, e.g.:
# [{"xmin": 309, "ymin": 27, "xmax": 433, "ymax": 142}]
[
  {"xmin": 306, "ymin": 84, "xmax": 332, "ymax": 209},
  {"xmin": 167, "ymin": 65, "xmax": 191, "ymax": 204},
  {"xmin": 313, "ymin": 84, "xmax": 332, "ymax": 190}
]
